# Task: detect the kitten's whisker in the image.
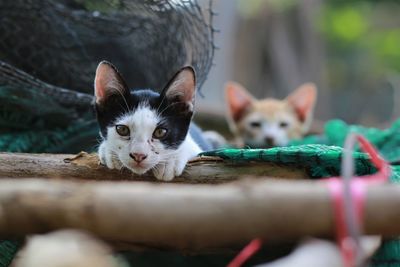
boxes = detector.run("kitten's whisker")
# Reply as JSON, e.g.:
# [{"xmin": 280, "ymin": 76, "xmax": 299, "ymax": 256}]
[
  {"xmin": 158, "ymin": 102, "xmax": 180, "ymax": 116},
  {"xmin": 158, "ymin": 152, "xmax": 179, "ymax": 158},
  {"xmin": 115, "ymin": 88, "xmax": 130, "ymax": 113},
  {"xmin": 118, "ymin": 102, "xmax": 129, "ymax": 114},
  {"xmin": 156, "ymin": 91, "xmax": 168, "ymax": 114},
  {"xmin": 151, "ymin": 164, "xmax": 161, "ymax": 173}
]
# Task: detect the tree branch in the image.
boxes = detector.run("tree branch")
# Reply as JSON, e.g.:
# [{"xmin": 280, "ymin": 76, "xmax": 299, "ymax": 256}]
[
  {"xmin": 0, "ymin": 178, "xmax": 398, "ymax": 252},
  {"xmin": 0, "ymin": 152, "xmax": 308, "ymax": 183}
]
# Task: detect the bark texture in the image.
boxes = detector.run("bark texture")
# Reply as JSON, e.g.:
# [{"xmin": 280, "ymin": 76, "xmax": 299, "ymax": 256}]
[{"xmin": 0, "ymin": 152, "xmax": 309, "ymax": 183}]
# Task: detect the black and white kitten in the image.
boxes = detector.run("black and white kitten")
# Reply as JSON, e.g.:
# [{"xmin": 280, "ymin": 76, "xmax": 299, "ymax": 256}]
[{"xmin": 94, "ymin": 61, "xmax": 211, "ymax": 181}]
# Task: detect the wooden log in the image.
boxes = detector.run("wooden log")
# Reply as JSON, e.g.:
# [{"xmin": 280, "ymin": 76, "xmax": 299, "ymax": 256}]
[
  {"xmin": 0, "ymin": 178, "xmax": 398, "ymax": 252},
  {"xmin": 0, "ymin": 152, "xmax": 309, "ymax": 183}
]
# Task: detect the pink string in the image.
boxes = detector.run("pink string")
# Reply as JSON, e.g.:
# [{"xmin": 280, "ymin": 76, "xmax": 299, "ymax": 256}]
[
  {"xmin": 326, "ymin": 178, "xmax": 366, "ymax": 267},
  {"xmin": 227, "ymin": 238, "xmax": 262, "ymax": 267}
]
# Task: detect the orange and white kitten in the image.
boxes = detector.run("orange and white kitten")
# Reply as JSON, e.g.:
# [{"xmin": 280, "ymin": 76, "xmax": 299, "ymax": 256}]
[{"xmin": 225, "ymin": 82, "xmax": 317, "ymax": 148}]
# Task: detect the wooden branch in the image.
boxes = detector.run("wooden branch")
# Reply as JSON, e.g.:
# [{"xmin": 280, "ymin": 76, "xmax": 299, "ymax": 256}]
[
  {"xmin": 0, "ymin": 178, "xmax": 399, "ymax": 252},
  {"xmin": 0, "ymin": 152, "xmax": 308, "ymax": 183}
]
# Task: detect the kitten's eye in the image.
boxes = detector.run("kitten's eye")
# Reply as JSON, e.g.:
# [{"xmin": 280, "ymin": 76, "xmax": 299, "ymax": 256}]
[
  {"xmin": 115, "ymin": 125, "xmax": 130, "ymax": 136},
  {"xmin": 153, "ymin": 127, "xmax": 168, "ymax": 139},
  {"xmin": 279, "ymin": 121, "xmax": 289, "ymax": 128},
  {"xmin": 250, "ymin": 121, "xmax": 261, "ymax": 128}
]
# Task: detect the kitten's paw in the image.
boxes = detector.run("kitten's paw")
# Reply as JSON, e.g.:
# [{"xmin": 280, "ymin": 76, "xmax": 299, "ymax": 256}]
[
  {"xmin": 153, "ymin": 159, "xmax": 186, "ymax": 182},
  {"xmin": 153, "ymin": 163, "xmax": 175, "ymax": 181},
  {"xmin": 98, "ymin": 142, "xmax": 122, "ymax": 170},
  {"xmin": 110, "ymin": 158, "xmax": 123, "ymax": 170},
  {"xmin": 173, "ymin": 159, "xmax": 187, "ymax": 177}
]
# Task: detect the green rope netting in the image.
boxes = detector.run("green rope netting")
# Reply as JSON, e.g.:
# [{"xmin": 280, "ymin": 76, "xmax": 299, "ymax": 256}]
[
  {"xmin": 0, "ymin": 241, "xmax": 20, "ymax": 267},
  {"xmin": 0, "ymin": 84, "xmax": 98, "ymax": 154},
  {"xmin": 290, "ymin": 119, "xmax": 400, "ymax": 163},
  {"xmin": 201, "ymin": 145, "xmax": 377, "ymax": 178}
]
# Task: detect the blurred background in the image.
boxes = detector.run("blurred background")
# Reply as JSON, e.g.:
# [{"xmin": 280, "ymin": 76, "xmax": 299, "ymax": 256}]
[
  {"xmin": 1, "ymin": 0, "xmax": 399, "ymax": 153},
  {"xmin": 199, "ymin": 0, "xmax": 400, "ymax": 131}
]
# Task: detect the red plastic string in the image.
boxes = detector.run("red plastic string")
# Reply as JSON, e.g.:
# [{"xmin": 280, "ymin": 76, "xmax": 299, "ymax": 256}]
[
  {"xmin": 356, "ymin": 135, "xmax": 390, "ymax": 183},
  {"xmin": 325, "ymin": 134, "xmax": 390, "ymax": 267},
  {"xmin": 227, "ymin": 238, "xmax": 262, "ymax": 267}
]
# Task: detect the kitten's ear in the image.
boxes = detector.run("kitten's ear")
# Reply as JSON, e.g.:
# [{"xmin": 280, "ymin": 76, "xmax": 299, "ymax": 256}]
[
  {"xmin": 225, "ymin": 81, "xmax": 254, "ymax": 122},
  {"xmin": 161, "ymin": 66, "xmax": 196, "ymax": 112},
  {"xmin": 94, "ymin": 61, "xmax": 129, "ymax": 105},
  {"xmin": 286, "ymin": 83, "xmax": 317, "ymax": 131}
]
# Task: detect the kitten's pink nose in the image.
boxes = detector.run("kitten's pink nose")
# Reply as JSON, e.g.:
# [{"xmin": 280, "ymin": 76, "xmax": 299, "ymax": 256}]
[{"xmin": 129, "ymin": 153, "xmax": 148, "ymax": 163}]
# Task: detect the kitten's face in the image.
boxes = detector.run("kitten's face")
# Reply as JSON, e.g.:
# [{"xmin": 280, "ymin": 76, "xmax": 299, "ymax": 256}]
[
  {"xmin": 225, "ymin": 82, "xmax": 317, "ymax": 148},
  {"xmin": 94, "ymin": 61, "xmax": 196, "ymax": 174},
  {"xmin": 238, "ymin": 100, "xmax": 303, "ymax": 147}
]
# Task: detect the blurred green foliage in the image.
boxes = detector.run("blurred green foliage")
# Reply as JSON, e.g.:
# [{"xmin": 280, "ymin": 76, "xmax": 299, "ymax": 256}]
[
  {"xmin": 319, "ymin": 0, "xmax": 400, "ymax": 75},
  {"xmin": 320, "ymin": 6, "xmax": 368, "ymax": 44}
]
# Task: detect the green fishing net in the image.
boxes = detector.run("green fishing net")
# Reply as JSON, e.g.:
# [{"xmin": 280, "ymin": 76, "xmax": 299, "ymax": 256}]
[
  {"xmin": 290, "ymin": 119, "xmax": 400, "ymax": 164},
  {"xmin": 201, "ymin": 145, "xmax": 377, "ymax": 179},
  {"xmin": 0, "ymin": 241, "xmax": 20, "ymax": 267}
]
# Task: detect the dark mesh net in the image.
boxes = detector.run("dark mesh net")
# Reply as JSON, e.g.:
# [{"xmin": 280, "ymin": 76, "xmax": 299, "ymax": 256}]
[
  {"xmin": 0, "ymin": 0, "xmax": 215, "ymax": 93},
  {"xmin": 0, "ymin": 0, "xmax": 216, "ymax": 153}
]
